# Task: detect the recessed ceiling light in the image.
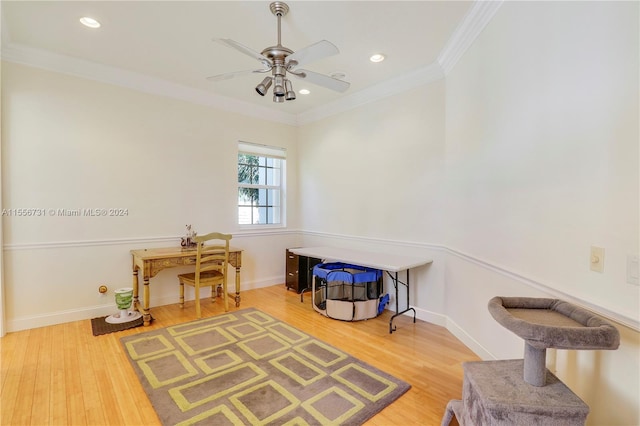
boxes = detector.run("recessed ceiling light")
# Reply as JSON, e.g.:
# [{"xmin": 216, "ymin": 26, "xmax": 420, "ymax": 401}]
[
  {"xmin": 80, "ymin": 17, "xmax": 101, "ymax": 29},
  {"xmin": 299, "ymin": 89, "xmax": 310, "ymax": 95},
  {"xmin": 369, "ymin": 54, "xmax": 385, "ymax": 63}
]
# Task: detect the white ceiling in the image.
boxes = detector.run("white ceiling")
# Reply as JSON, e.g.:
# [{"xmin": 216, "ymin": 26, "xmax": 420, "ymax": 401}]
[{"xmin": 2, "ymin": 1, "xmax": 475, "ymax": 119}]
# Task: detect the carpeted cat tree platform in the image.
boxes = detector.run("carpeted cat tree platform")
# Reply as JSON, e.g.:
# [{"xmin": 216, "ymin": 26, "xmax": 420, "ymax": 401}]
[{"xmin": 442, "ymin": 297, "xmax": 620, "ymax": 426}]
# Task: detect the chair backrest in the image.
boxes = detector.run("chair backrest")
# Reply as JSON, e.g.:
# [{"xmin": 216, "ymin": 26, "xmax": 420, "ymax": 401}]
[{"xmin": 193, "ymin": 232, "xmax": 232, "ymax": 283}]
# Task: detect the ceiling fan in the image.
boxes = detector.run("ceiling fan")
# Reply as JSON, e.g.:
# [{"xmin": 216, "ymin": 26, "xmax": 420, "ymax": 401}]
[{"xmin": 207, "ymin": 1, "xmax": 350, "ymax": 103}]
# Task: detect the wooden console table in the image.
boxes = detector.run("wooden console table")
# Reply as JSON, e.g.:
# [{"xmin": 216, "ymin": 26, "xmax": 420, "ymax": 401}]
[{"xmin": 130, "ymin": 246, "xmax": 243, "ymax": 326}]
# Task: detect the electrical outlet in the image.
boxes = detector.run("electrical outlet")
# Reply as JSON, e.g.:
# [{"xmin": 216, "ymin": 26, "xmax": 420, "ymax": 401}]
[
  {"xmin": 590, "ymin": 246, "xmax": 605, "ymax": 273},
  {"xmin": 627, "ymin": 254, "xmax": 639, "ymax": 285}
]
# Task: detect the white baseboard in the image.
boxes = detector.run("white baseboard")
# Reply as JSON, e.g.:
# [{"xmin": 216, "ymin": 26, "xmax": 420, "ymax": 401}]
[
  {"xmin": 445, "ymin": 316, "xmax": 495, "ymax": 361},
  {"xmin": 413, "ymin": 305, "xmax": 447, "ymax": 327},
  {"xmin": 6, "ymin": 276, "xmax": 284, "ymax": 332},
  {"xmin": 8, "ymin": 303, "xmax": 116, "ymax": 332},
  {"xmin": 383, "ymin": 305, "xmax": 494, "ymax": 360},
  {"xmin": 400, "ymin": 306, "xmax": 494, "ymax": 360}
]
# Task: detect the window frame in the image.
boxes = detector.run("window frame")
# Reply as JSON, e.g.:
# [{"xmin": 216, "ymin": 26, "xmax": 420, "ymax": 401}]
[{"xmin": 237, "ymin": 141, "xmax": 286, "ymax": 228}]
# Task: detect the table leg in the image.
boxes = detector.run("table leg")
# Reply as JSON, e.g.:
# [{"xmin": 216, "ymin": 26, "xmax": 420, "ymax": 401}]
[
  {"xmin": 234, "ymin": 266, "xmax": 241, "ymax": 307},
  {"xmin": 132, "ymin": 267, "xmax": 151, "ymax": 326},
  {"xmin": 132, "ymin": 268, "xmax": 139, "ymax": 307},
  {"xmin": 388, "ymin": 270, "xmax": 415, "ymax": 334},
  {"xmin": 389, "ymin": 272, "xmax": 399, "ymax": 333},
  {"xmin": 142, "ymin": 277, "xmax": 151, "ymax": 326}
]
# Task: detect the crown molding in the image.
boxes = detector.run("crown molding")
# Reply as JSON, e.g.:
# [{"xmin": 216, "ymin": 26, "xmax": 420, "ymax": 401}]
[
  {"xmin": 438, "ymin": 0, "xmax": 504, "ymax": 75},
  {"xmin": 1, "ymin": 39, "xmax": 443, "ymax": 128},
  {"xmin": 297, "ymin": 0, "xmax": 504, "ymax": 124},
  {"xmin": 296, "ymin": 62, "xmax": 445, "ymax": 125},
  {"xmin": 0, "ymin": 41, "xmax": 299, "ymax": 127},
  {"xmin": 298, "ymin": 0, "xmax": 502, "ymax": 125},
  {"xmin": 0, "ymin": 0, "xmax": 502, "ymax": 127}
]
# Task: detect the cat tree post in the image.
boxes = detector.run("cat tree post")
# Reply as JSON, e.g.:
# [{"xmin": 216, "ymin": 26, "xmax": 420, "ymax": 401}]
[
  {"xmin": 524, "ymin": 342, "xmax": 546, "ymax": 386},
  {"xmin": 442, "ymin": 296, "xmax": 620, "ymax": 426}
]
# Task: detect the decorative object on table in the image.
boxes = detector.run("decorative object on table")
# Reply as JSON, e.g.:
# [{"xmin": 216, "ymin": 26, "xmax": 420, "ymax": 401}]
[
  {"xmin": 442, "ymin": 297, "xmax": 620, "ymax": 426},
  {"xmin": 105, "ymin": 287, "xmax": 142, "ymax": 325},
  {"xmin": 120, "ymin": 308, "xmax": 410, "ymax": 426},
  {"xmin": 181, "ymin": 224, "xmax": 197, "ymax": 249}
]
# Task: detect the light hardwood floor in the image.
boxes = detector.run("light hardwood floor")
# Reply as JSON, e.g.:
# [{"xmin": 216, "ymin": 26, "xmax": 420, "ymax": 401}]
[{"xmin": 1, "ymin": 284, "xmax": 477, "ymax": 425}]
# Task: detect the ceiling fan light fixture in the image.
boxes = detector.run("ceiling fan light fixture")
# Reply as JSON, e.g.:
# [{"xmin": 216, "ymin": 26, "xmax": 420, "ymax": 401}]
[
  {"xmin": 273, "ymin": 76, "xmax": 285, "ymax": 97},
  {"xmin": 284, "ymin": 79, "xmax": 296, "ymax": 101},
  {"xmin": 255, "ymin": 77, "xmax": 272, "ymax": 96},
  {"xmin": 209, "ymin": 1, "xmax": 349, "ymax": 104}
]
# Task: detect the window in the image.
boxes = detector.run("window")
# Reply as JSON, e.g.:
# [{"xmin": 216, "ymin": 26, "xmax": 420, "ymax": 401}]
[{"xmin": 237, "ymin": 141, "xmax": 286, "ymax": 226}]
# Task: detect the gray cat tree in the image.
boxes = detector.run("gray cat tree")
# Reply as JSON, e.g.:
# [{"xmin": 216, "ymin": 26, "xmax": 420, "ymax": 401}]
[{"xmin": 442, "ymin": 297, "xmax": 620, "ymax": 426}]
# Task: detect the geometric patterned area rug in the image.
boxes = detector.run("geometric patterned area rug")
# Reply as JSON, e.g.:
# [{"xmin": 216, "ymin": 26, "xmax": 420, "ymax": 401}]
[{"xmin": 120, "ymin": 308, "xmax": 410, "ymax": 425}]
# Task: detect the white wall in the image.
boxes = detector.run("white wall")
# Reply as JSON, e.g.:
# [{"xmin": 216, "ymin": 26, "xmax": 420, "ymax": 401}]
[
  {"xmin": 297, "ymin": 2, "xmax": 639, "ymax": 424},
  {"xmin": 1, "ymin": 1, "xmax": 638, "ymax": 423},
  {"xmin": 443, "ymin": 3, "xmax": 639, "ymax": 424},
  {"xmin": 298, "ymin": 81, "xmax": 448, "ymax": 317},
  {"xmin": 445, "ymin": 0, "xmax": 639, "ymax": 321},
  {"xmin": 1, "ymin": 62, "xmax": 300, "ymax": 330},
  {"xmin": 298, "ymin": 81, "xmax": 447, "ymax": 244},
  {"xmin": 0, "ymin": 60, "xmax": 4, "ymax": 337}
]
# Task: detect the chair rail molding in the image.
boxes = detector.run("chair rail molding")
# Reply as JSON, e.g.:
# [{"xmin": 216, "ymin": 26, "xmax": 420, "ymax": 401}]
[
  {"xmin": 2, "ymin": 235, "xmax": 180, "ymax": 251},
  {"xmin": 2, "ymin": 229, "xmax": 299, "ymax": 251},
  {"xmin": 300, "ymin": 230, "xmax": 639, "ymax": 332}
]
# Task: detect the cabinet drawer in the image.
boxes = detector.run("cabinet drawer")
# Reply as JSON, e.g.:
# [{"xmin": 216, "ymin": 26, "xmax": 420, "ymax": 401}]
[
  {"xmin": 286, "ymin": 250, "xmax": 298, "ymax": 272},
  {"xmin": 285, "ymin": 249, "xmax": 300, "ymax": 291},
  {"xmin": 286, "ymin": 259, "xmax": 298, "ymax": 273}
]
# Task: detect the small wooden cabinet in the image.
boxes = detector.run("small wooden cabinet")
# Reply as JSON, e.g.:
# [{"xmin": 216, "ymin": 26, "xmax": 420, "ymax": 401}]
[{"xmin": 285, "ymin": 249, "xmax": 322, "ymax": 294}]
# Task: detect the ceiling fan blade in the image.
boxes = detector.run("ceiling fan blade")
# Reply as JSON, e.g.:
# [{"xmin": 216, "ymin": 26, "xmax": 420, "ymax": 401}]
[
  {"xmin": 206, "ymin": 68, "xmax": 271, "ymax": 82},
  {"xmin": 214, "ymin": 38, "xmax": 271, "ymax": 66},
  {"xmin": 292, "ymin": 69, "xmax": 350, "ymax": 93},
  {"xmin": 286, "ymin": 40, "xmax": 339, "ymax": 69}
]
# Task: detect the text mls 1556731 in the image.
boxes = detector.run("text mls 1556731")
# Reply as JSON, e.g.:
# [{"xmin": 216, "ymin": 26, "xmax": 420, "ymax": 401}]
[{"xmin": 1, "ymin": 208, "xmax": 129, "ymax": 217}]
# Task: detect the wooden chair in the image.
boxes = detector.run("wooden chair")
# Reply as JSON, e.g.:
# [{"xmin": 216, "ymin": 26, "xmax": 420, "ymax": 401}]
[{"xmin": 178, "ymin": 232, "xmax": 231, "ymax": 318}]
